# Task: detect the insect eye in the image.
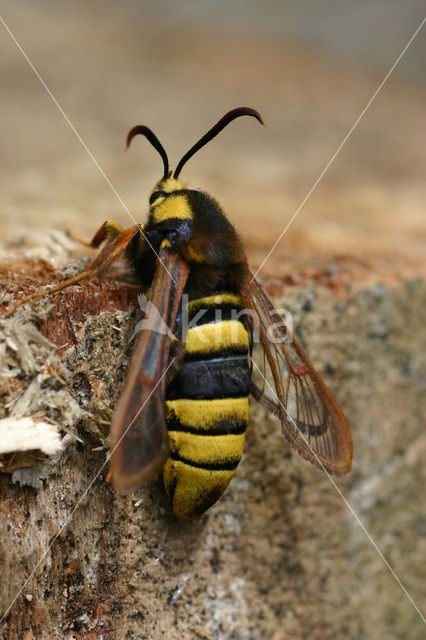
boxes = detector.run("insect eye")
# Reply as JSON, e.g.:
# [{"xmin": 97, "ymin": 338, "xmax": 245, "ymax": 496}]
[
  {"xmin": 167, "ymin": 230, "xmax": 178, "ymax": 244},
  {"xmin": 149, "ymin": 190, "xmax": 166, "ymax": 205}
]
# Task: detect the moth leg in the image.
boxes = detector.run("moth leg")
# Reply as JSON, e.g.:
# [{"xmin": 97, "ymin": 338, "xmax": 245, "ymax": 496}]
[
  {"xmin": 5, "ymin": 224, "xmax": 143, "ymax": 317},
  {"xmin": 90, "ymin": 220, "xmax": 146, "ymax": 249},
  {"xmin": 66, "ymin": 219, "xmax": 141, "ymax": 248},
  {"xmin": 89, "ymin": 219, "xmax": 126, "ymax": 248}
]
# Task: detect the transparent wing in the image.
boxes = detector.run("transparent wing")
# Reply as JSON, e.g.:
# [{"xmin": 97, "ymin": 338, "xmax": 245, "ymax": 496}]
[
  {"xmin": 241, "ymin": 273, "xmax": 352, "ymax": 476},
  {"xmin": 110, "ymin": 246, "xmax": 189, "ymax": 490}
]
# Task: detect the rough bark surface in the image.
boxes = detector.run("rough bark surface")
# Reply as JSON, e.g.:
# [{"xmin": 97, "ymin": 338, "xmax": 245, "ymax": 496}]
[{"xmin": 0, "ymin": 243, "xmax": 425, "ymax": 640}]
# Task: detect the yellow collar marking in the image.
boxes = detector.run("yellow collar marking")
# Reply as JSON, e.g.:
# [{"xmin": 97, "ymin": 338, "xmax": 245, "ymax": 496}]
[{"xmin": 152, "ymin": 194, "xmax": 193, "ymax": 223}]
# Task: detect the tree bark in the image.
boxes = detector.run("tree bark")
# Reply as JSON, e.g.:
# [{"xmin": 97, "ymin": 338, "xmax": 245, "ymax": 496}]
[{"xmin": 1, "ymin": 246, "xmax": 425, "ymax": 640}]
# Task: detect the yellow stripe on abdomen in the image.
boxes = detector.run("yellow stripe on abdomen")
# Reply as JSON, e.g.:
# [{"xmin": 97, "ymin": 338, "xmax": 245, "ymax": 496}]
[
  {"xmin": 168, "ymin": 431, "xmax": 245, "ymax": 466},
  {"xmin": 186, "ymin": 293, "xmax": 243, "ymax": 312},
  {"xmin": 163, "ymin": 459, "xmax": 236, "ymax": 520},
  {"xmin": 185, "ymin": 320, "xmax": 249, "ymax": 355},
  {"xmin": 166, "ymin": 397, "xmax": 249, "ymax": 431}
]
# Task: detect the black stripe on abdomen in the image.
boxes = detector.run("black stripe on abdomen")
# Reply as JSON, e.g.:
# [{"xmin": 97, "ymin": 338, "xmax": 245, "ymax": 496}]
[
  {"xmin": 169, "ymin": 450, "xmax": 240, "ymax": 471},
  {"xmin": 167, "ymin": 356, "xmax": 250, "ymax": 400}
]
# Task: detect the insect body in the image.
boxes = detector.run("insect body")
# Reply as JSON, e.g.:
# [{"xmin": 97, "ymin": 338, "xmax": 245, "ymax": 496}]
[
  {"xmin": 115, "ymin": 147, "xmax": 254, "ymax": 519},
  {"xmin": 164, "ymin": 290, "xmax": 251, "ymax": 519},
  {"xmin": 7, "ymin": 108, "xmax": 352, "ymax": 520}
]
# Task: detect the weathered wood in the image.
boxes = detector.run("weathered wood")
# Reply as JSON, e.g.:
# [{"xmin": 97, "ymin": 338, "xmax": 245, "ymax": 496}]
[{"xmin": 1, "ymin": 249, "xmax": 425, "ymax": 639}]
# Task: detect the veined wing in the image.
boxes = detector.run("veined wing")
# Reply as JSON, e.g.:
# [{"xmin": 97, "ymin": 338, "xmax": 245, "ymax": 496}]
[
  {"xmin": 110, "ymin": 245, "xmax": 189, "ymax": 490},
  {"xmin": 241, "ymin": 273, "xmax": 352, "ymax": 476}
]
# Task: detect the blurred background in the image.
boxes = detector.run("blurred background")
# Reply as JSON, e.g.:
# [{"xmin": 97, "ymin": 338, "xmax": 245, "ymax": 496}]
[
  {"xmin": 0, "ymin": 2, "xmax": 425, "ymax": 639},
  {"xmin": 0, "ymin": 1, "xmax": 424, "ymax": 283}
]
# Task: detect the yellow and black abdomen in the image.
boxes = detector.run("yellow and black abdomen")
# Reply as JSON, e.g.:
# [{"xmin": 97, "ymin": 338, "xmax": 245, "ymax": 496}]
[{"xmin": 163, "ymin": 294, "xmax": 251, "ymax": 519}]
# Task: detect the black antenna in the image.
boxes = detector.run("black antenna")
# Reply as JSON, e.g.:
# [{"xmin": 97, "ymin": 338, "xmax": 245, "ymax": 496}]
[
  {"xmin": 173, "ymin": 107, "xmax": 264, "ymax": 179},
  {"xmin": 126, "ymin": 125, "xmax": 169, "ymax": 180}
]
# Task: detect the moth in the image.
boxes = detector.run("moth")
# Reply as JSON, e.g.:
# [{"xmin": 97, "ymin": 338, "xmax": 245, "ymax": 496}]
[{"xmin": 7, "ymin": 107, "xmax": 352, "ymax": 519}]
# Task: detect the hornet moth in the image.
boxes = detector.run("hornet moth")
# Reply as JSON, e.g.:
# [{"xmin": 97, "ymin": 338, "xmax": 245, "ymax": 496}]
[{"xmin": 7, "ymin": 107, "xmax": 352, "ymax": 520}]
